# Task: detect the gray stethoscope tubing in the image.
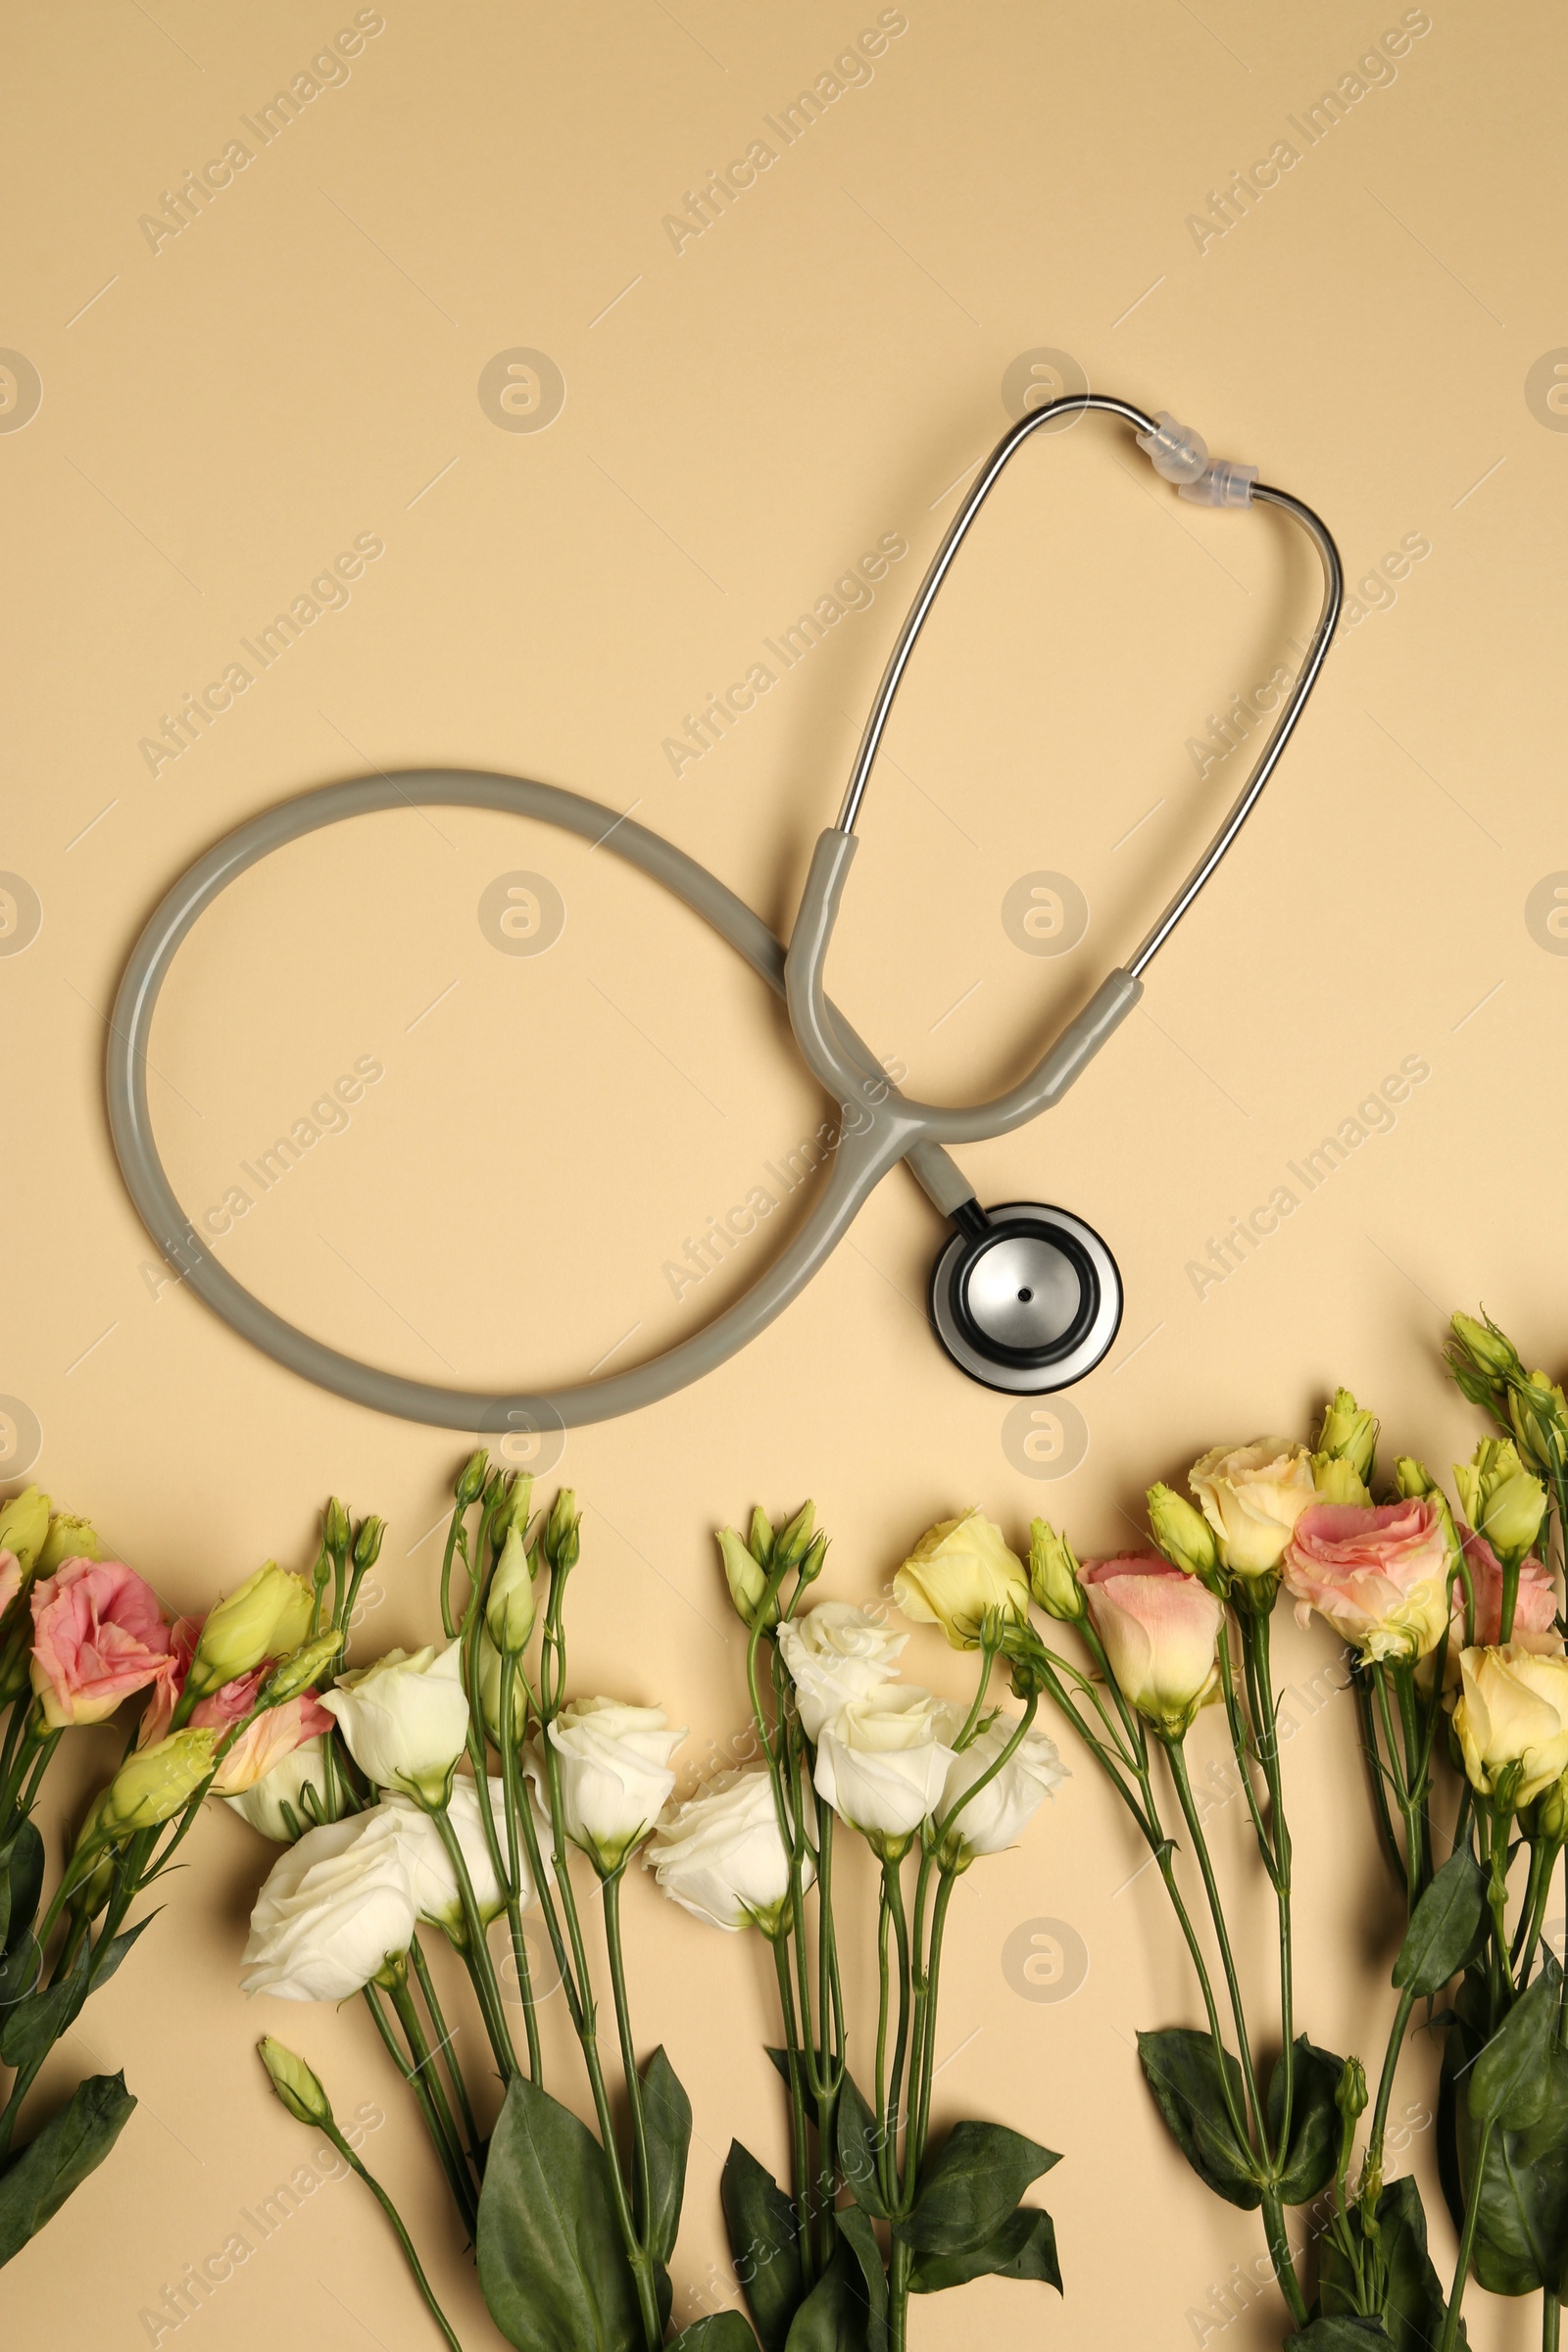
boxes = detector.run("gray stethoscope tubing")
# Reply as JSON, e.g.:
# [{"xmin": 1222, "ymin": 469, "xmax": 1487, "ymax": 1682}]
[{"xmin": 107, "ymin": 394, "xmax": 1342, "ymax": 1435}]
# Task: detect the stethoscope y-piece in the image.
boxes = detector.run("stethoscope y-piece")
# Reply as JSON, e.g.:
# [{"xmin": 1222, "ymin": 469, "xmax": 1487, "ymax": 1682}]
[{"xmin": 108, "ymin": 394, "xmax": 1342, "ymax": 1437}]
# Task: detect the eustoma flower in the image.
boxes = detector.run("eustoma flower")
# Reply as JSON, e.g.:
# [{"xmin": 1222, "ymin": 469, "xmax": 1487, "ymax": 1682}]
[
  {"xmin": 1189, "ymin": 1439, "xmax": 1317, "ymax": 1584},
  {"xmin": 1452, "ymin": 1646, "xmax": 1568, "ymax": 1805},
  {"xmin": 241, "ymin": 1809, "xmax": 419, "ymax": 2000},
  {"xmin": 775, "ymin": 1601, "xmax": 907, "ymax": 1741},
  {"xmin": 226, "ymin": 1734, "xmax": 336, "ymax": 1840},
  {"xmin": 184, "ymin": 1561, "xmax": 314, "ymax": 1702},
  {"xmin": 893, "ymin": 1509, "xmax": 1031, "ymax": 1648},
  {"xmin": 531, "ymin": 1696, "xmax": 686, "ymax": 1874},
  {"xmin": 1282, "ymin": 1497, "xmax": 1451, "ymax": 1662},
  {"xmin": 1455, "ymin": 1529, "xmax": 1560, "ymax": 1652},
  {"xmin": 812, "ymin": 1686, "xmax": 957, "ymax": 1852},
  {"xmin": 29, "ymin": 1557, "xmax": 174, "ymax": 1727},
  {"xmin": 385, "ymin": 1776, "xmax": 545, "ymax": 1928},
  {"xmin": 935, "ymin": 1717, "xmax": 1066, "ymax": 1863},
  {"xmin": 320, "ymin": 1642, "xmax": 471, "ymax": 1801},
  {"xmin": 1079, "ymin": 1556, "xmax": 1222, "ymax": 1739},
  {"xmin": 647, "ymin": 1767, "xmax": 810, "ymax": 1933}
]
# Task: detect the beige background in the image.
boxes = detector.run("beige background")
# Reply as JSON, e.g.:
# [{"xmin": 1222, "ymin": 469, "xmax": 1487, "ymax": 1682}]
[{"xmin": 3, "ymin": 0, "xmax": 1565, "ymax": 2343}]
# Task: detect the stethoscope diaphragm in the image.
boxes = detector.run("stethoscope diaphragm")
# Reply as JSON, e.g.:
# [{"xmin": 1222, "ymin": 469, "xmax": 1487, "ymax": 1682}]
[{"xmin": 928, "ymin": 1202, "xmax": 1123, "ymax": 1395}]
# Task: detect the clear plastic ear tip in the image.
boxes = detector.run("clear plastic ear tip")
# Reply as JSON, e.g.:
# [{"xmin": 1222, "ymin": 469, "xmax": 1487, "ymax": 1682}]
[
  {"xmin": 1135, "ymin": 411, "xmax": 1209, "ymax": 484},
  {"xmin": 1180, "ymin": 460, "xmax": 1258, "ymax": 508}
]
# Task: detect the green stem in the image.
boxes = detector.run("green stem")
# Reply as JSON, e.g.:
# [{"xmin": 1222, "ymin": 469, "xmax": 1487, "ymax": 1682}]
[
  {"xmin": 1241, "ymin": 1612, "xmax": 1295, "ymax": 2163},
  {"xmin": 1365, "ymin": 1983, "xmax": 1418, "ymax": 2187},
  {"xmin": 409, "ymin": 1935, "xmax": 484, "ymax": 2161},
  {"xmin": 1437, "ymin": 2121, "xmax": 1492, "ymax": 2352},
  {"xmin": 1260, "ymin": 2187, "xmax": 1308, "ymax": 2327},
  {"xmin": 498, "ymin": 1654, "xmax": 544, "ymax": 2082},
  {"xmin": 1165, "ymin": 1739, "xmax": 1266, "ymax": 2148},
  {"xmin": 601, "ymin": 1870, "xmax": 655, "ymax": 2256},
  {"xmin": 426, "ymin": 1805, "xmax": 519, "ymax": 2080},
  {"xmin": 882, "ymin": 1856, "xmax": 912, "ymax": 2168},
  {"xmin": 386, "ymin": 1976, "xmax": 481, "ymax": 2232},
  {"xmin": 771, "ymin": 1931, "xmax": 818, "ymax": 2290},
  {"xmin": 322, "ymin": 2115, "xmax": 466, "ymax": 2351},
  {"xmin": 362, "ymin": 1983, "xmax": 477, "ymax": 2237}
]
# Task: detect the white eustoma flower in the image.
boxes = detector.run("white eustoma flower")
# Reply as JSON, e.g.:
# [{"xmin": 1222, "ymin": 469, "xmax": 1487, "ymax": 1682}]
[
  {"xmin": 936, "ymin": 1718, "xmax": 1066, "ymax": 1859},
  {"xmin": 224, "ymin": 1735, "xmax": 335, "ymax": 1842},
  {"xmin": 528, "ymin": 1697, "xmax": 685, "ymax": 1874},
  {"xmin": 240, "ymin": 1809, "xmax": 416, "ymax": 2002},
  {"xmin": 319, "ymin": 1642, "xmax": 470, "ymax": 1799},
  {"xmin": 812, "ymin": 1687, "xmax": 958, "ymax": 1852},
  {"xmin": 645, "ymin": 1768, "xmax": 812, "ymax": 1934},
  {"xmin": 776, "ymin": 1603, "xmax": 907, "ymax": 1743},
  {"xmin": 383, "ymin": 1776, "xmax": 549, "ymax": 1928}
]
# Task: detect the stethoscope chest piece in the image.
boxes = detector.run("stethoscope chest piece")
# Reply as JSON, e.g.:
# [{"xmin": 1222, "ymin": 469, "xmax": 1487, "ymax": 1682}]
[{"xmin": 928, "ymin": 1202, "xmax": 1122, "ymax": 1395}]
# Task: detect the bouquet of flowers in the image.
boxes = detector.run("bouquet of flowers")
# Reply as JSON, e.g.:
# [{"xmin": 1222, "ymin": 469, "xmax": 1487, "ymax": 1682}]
[
  {"xmin": 232, "ymin": 1465, "xmax": 1068, "ymax": 2351},
  {"xmin": 974, "ymin": 1305, "xmax": 1568, "ymax": 2350},
  {"xmin": 0, "ymin": 1483, "xmax": 342, "ymax": 2268}
]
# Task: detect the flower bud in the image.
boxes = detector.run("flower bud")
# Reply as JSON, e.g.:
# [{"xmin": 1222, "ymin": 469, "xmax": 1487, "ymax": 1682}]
[
  {"xmin": 748, "ymin": 1506, "xmax": 774, "ymax": 1562},
  {"xmin": 0, "ymin": 1488, "xmax": 51, "ymax": 1574},
  {"xmin": 1394, "ymin": 1456, "xmax": 1435, "ymax": 1499},
  {"xmin": 491, "ymin": 1473, "xmax": 535, "ymax": 1544},
  {"xmin": 545, "ymin": 1490, "xmax": 580, "ymax": 1574},
  {"xmin": 1484, "ymin": 1471, "xmax": 1548, "ymax": 1561},
  {"xmin": 35, "ymin": 1513, "xmax": 103, "ymax": 1576},
  {"xmin": 486, "ymin": 1525, "xmax": 538, "ymax": 1652},
  {"xmin": 1336, "ymin": 2054, "xmax": 1368, "ymax": 2123},
  {"xmin": 455, "ymin": 1449, "xmax": 490, "ymax": 1507},
  {"xmin": 1028, "ymin": 1519, "xmax": 1086, "ymax": 1621},
  {"xmin": 717, "ymin": 1528, "xmax": 775, "ymax": 1629},
  {"xmin": 1313, "ymin": 1455, "xmax": 1372, "ymax": 1508},
  {"xmin": 1451, "ymin": 1312, "xmax": 1520, "ymax": 1383},
  {"xmin": 774, "ymin": 1503, "xmax": 816, "ymax": 1575},
  {"xmin": 324, "ymin": 1497, "xmax": 350, "ymax": 1557},
  {"xmin": 258, "ymin": 2036, "xmax": 334, "ymax": 2130},
  {"xmin": 797, "ymin": 1534, "xmax": 828, "ymax": 1589},
  {"xmin": 1536, "ymin": 1771, "xmax": 1568, "ymax": 1848},
  {"xmin": 1316, "ymin": 1388, "xmax": 1379, "ymax": 1484},
  {"xmin": 1146, "ymin": 1486, "xmax": 1220, "ymax": 1588},
  {"xmin": 186, "ymin": 1563, "xmax": 315, "ymax": 1701},
  {"xmin": 352, "ymin": 1515, "xmax": 386, "ymax": 1573},
  {"xmin": 96, "ymin": 1728, "xmax": 220, "ymax": 1842},
  {"xmin": 1509, "ymin": 1375, "xmax": 1568, "ymax": 1481},
  {"xmin": 259, "ymin": 1631, "xmax": 344, "ymax": 1707}
]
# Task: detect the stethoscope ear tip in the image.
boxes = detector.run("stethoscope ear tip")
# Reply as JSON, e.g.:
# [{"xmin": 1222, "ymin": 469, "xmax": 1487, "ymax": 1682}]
[{"xmin": 928, "ymin": 1201, "xmax": 1122, "ymax": 1396}]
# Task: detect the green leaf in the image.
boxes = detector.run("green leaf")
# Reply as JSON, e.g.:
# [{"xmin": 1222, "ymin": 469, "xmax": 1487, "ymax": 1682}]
[
  {"xmin": 1289, "ymin": 2323, "xmax": 1394, "ymax": 2348},
  {"xmin": 908, "ymin": 2205, "xmax": 1060, "ymax": 2293},
  {"xmin": 88, "ymin": 1914, "xmax": 154, "ymax": 1995},
  {"xmin": 0, "ymin": 2071, "xmax": 136, "ymax": 2268},
  {"xmin": 898, "ymin": 2119, "xmax": 1059, "ymax": 2256},
  {"xmin": 1137, "ymin": 2028, "xmax": 1260, "ymax": 2211},
  {"xmin": 721, "ymin": 2139, "xmax": 805, "ymax": 2352},
  {"xmin": 833, "ymin": 2204, "xmax": 888, "ymax": 2352},
  {"xmin": 783, "ymin": 2237, "xmax": 870, "ymax": 2350},
  {"xmin": 766, "ymin": 2045, "xmax": 831, "ymax": 2136},
  {"xmin": 476, "ymin": 2074, "xmax": 643, "ymax": 2352},
  {"xmin": 0, "ymin": 1934, "xmax": 90, "ymax": 2074},
  {"xmin": 641, "ymin": 2046, "xmax": 691, "ymax": 2269},
  {"xmin": 0, "ymin": 1824, "xmax": 44, "ymax": 1958},
  {"xmin": 835, "ymin": 2076, "xmax": 892, "ymax": 2221},
  {"xmin": 667, "ymin": 2322, "xmax": 761, "ymax": 2350},
  {"xmin": 1267, "ymin": 2037, "xmax": 1346, "ymax": 2207},
  {"xmin": 1393, "ymin": 1849, "xmax": 1489, "ymax": 1997},
  {"xmin": 1317, "ymin": 2175, "xmax": 1452, "ymax": 2351},
  {"xmin": 1457, "ymin": 2030, "xmax": 1568, "ymax": 2297},
  {"xmin": 1468, "ymin": 1971, "xmax": 1558, "ymax": 2131}
]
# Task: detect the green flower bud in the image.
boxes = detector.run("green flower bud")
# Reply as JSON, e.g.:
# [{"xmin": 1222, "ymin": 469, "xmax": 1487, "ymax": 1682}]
[
  {"xmin": 258, "ymin": 2036, "xmax": 334, "ymax": 2130},
  {"xmin": 259, "ymin": 1631, "xmax": 344, "ymax": 1706},
  {"xmin": 96, "ymin": 1729, "xmax": 220, "ymax": 1842},
  {"xmin": 1335, "ymin": 2054, "xmax": 1368, "ymax": 2122},
  {"xmin": 0, "ymin": 1488, "xmax": 51, "ymax": 1575},
  {"xmin": 1509, "ymin": 1374, "xmax": 1568, "ymax": 1481},
  {"xmin": 486, "ymin": 1525, "xmax": 538, "ymax": 1652},
  {"xmin": 455, "ymin": 1449, "xmax": 490, "ymax": 1507},
  {"xmin": 1027, "ymin": 1518, "xmax": 1086, "ymax": 1622},
  {"xmin": 491, "ymin": 1473, "xmax": 535, "ymax": 1544},
  {"xmin": 544, "ymin": 1489, "xmax": 580, "ymax": 1574},
  {"xmin": 1313, "ymin": 1455, "xmax": 1372, "ymax": 1508},
  {"xmin": 186, "ymin": 1563, "xmax": 315, "ymax": 1701},
  {"xmin": 1315, "ymin": 1387, "xmax": 1379, "ymax": 1484},
  {"xmin": 35, "ymin": 1513, "xmax": 103, "ymax": 1577},
  {"xmin": 1146, "ymin": 1486, "xmax": 1220, "ymax": 1588},
  {"xmin": 717, "ymin": 1527, "xmax": 775, "ymax": 1629},
  {"xmin": 1394, "ymin": 1456, "xmax": 1435, "ymax": 1498},
  {"xmin": 1483, "ymin": 1471, "xmax": 1547, "ymax": 1561},
  {"xmin": 748, "ymin": 1507, "xmax": 774, "ymax": 1565},
  {"xmin": 774, "ymin": 1503, "xmax": 816, "ymax": 1574},
  {"xmin": 797, "ymin": 1533, "xmax": 828, "ymax": 1589},
  {"xmin": 1536, "ymin": 1772, "xmax": 1568, "ymax": 1848},
  {"xmin": 1451, "ymin": 1311, "xmax": 1520, "ymax": 1383},
  {"xmin": 324, "ymin": 1497, "xmax": 350, "ymax": 1556},
  {"xmin": 352, "ymin": 1515, "xmax": 386, "ymax": 1573}
]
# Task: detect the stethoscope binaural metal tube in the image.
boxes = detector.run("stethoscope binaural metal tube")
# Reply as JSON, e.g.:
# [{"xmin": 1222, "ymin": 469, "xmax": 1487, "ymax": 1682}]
[{"xmin": 106, "ymin": 392, "xmax": 1342, "ymax": 1434}]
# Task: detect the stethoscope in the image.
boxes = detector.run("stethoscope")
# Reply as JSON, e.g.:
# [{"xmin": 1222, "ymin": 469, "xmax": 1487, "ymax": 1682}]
[{"xmin": 108, "ymin": 394, "xmax": 1342, "ymax": 1442}]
